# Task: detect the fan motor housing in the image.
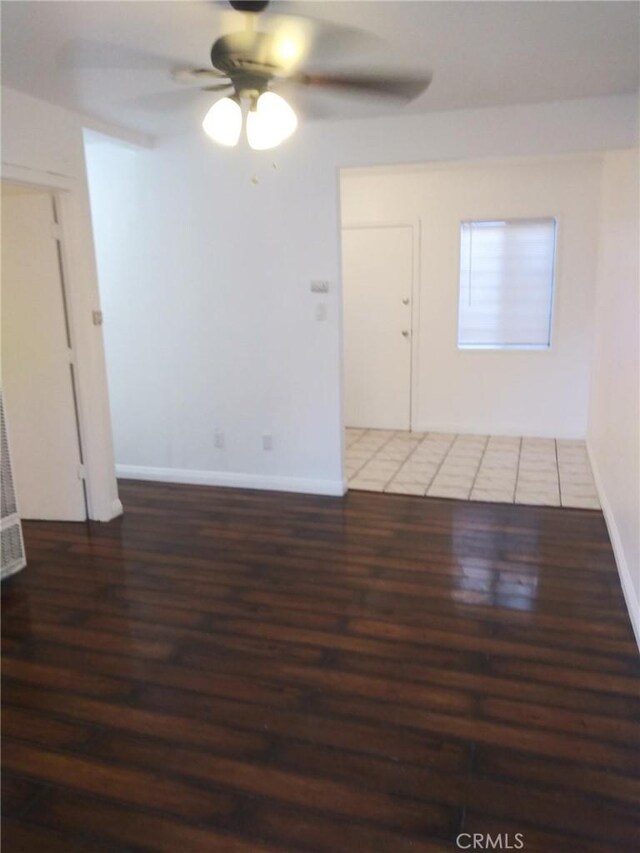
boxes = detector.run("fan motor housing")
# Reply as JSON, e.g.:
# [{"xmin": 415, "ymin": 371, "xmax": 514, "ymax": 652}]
[
  {"xmin": 210, "ymin": 32, "xmax": 277, "ymax": 81},
  {"xmin": 229, "ymin": 0, "xmax": 270, "ymax": 12}
]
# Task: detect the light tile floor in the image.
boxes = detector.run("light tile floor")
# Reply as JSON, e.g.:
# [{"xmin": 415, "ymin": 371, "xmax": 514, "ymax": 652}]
[{"xmin": 345, "ymin": 429, "xmax": 600, "ymax": 509}]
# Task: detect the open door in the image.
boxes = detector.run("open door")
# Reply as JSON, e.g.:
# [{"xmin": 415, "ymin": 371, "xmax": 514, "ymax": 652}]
[{"xmin": 1, "ymin": 186, "xmax": 87, "ymax": 521}]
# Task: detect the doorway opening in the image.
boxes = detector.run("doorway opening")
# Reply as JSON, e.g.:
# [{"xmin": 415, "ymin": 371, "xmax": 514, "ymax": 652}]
[
  {"xmin": 339, "ymin": 157, "xmax": 602, "ymax": 507},
  {"xmin": 2, "ymin": 182, "xmax": 89, "ymax": 521},
  {"xmin": 340, "ymin": 214, "xmax": 422, "ymax": 494}
]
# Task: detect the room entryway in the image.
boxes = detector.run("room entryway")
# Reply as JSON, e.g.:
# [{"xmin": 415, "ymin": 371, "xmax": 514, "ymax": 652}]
[{"xmin": 346, "ymin": 429, "xmax": 600, "ymax": 509}]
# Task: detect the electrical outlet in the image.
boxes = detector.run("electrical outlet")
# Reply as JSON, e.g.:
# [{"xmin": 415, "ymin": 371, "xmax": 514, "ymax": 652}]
[
  {"xmin": 262, "ymin": 434, "xmax": 273, "ymax": 451},
  {"xmin": 315, "ymin": 303, "xmax": 327, "ymax": 322},
  {"xmin": 214, "ymin": 430, "xmax": 225, "ymax": 449}
]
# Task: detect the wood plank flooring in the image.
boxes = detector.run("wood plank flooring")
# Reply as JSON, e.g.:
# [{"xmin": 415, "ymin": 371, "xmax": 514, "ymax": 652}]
[{"xmin": 2, "ymin": 480, "xmax": 639, "ymax": 852}]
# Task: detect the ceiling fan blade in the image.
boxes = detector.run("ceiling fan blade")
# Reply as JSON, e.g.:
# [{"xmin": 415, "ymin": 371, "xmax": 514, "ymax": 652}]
[
  {"xmin": 58, "ymin": 38, "xmax": 172, "ymax": 71},
  {"xmin": 214, "ymin": 5, "xmax": 383, "ymax": 76},
  {"xmin": 250, "ymin": 13, "xmax": 384, "ymax": 74},
  {"xmin": 132, "ymin": 86, "xmax": 233, "ymax": 113},
  {"xmin": 202, "ymin": 83, "xmax": 237, "ymax": 93},
  {"xmin": 172, "ymin": 68, "xmax": 231, "ymax": 85},
  {"xmin": 292, "ymin": 71, "xmax": 432, "ymax": 101},
  {"xmin": 270, "ymin": 79, "xmax": 336, "ymax": 120},
  {"xmin": 296, "ymin": 19, "xmax": 385, "ymax": 67}
]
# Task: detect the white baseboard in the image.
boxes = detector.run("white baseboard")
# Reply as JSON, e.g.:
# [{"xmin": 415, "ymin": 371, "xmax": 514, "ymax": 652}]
[
  {"xmin": 116, "ymin": 464, "xmax": 347, "ymax": 498},
  {"xmin": 410, "ymin": 423, "xmax": 586, "ymax": 440},
  {"xmin": 587, "ymin": 444, "xmax": 640, "ymax": 652}
]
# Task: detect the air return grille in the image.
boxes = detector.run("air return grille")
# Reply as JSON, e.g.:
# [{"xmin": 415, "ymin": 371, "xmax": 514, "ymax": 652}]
[
  {"xmin": 1, "ymin": 397, "xmax": 17, "ymax": 517},
  {"xmin": 1, "ymin": 391, "xmax": 26, "ymax": 580},
  {"xmin": 1, "ymin": 523, "xmax": 25, "ymax": 577}
]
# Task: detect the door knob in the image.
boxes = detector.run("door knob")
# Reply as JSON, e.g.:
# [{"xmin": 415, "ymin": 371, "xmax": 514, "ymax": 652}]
[
  {"xmin": 402, "ymin": 330, "xmax": 410, "ymax": 337},
  {"xmin": 402, "ymin": 298, "xmax": 410, "ymax": 305}
]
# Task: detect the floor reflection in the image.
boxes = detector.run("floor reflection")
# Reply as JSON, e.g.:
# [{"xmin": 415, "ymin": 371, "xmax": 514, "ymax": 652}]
[{"xmin": 451, "ymin": 504, "xmax": 540, "ymax": 612}]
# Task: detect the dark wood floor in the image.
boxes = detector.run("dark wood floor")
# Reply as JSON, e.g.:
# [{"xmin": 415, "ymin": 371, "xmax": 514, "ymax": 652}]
[{"xmin": 2, "ymin": 481, "xmax": 639, "ymax": 852}]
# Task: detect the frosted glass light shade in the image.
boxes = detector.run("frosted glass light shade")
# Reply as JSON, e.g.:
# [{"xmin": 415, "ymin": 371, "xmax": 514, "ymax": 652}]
[
  {"xmin": 202, "ymin": 97, "xmax": 242, "ymax": 147},
  {"xmin": 246, "ymin": 92, "xmax": 297, "ymax": 150}
]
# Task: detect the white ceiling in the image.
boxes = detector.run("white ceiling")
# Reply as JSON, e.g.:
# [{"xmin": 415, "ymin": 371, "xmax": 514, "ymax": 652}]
[{"xmin": 2, "ymin": 1, "xmax": 638, "ymax": 137}]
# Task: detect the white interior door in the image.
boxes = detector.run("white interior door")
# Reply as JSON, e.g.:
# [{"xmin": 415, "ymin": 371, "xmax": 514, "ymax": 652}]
[
  {"xmin": 342, "ymin": 225, "xmax": 414, "ymax": 430},
  {"xmin": 1, "ymin": 187, "xmax": 87, "ymax": 520}
]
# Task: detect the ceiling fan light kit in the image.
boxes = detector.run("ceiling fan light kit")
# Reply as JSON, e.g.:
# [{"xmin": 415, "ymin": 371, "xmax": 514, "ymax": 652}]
[
  {"xmin": 191, "ymin": 0, "xmax": 431, "ymax": 152},
  {"xmin": 246, "ymin": 91, "xmax": 298, "ymax": 150},
  {"xmin": 203, "ymin": 90, "xmax": 297, "ymax": 151},
  {"xmin": 202, "ymin": 96, "xmax": 242, "ymax": 146}
]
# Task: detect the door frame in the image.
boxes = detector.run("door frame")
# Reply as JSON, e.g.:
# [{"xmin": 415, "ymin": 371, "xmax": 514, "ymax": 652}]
[
  {"xmin": 2, "ymin": 183, "xmax": 89, "ymax": 519},
  {"xmin": 2, "ymin": 162, "xmax": 122, "ymax": 521},
  {"xmin": 340, "ymin": 219, "xmax": 422, "ymax": 432}
]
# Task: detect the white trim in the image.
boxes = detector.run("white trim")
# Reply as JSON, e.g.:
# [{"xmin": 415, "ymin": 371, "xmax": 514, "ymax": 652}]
[
  {"xmin": 117, "ymin": 465, "xmax": 347, "ymax": 498},
  {"xmin": 335, "ymin": 167, "xmax": 347, "ymax": 487},
  {"xmin": 411, "ymin": 423, "xmax": 586, "ymax": 441},
  {"xmin": 81, "ymin": 116, "xmax": 155, "ymax": 150},
  {"xmin": 2, "ymin": 162, "xmax": 73, "ymax": 190},
  {"xmin": 587, "ymin": 443, "xmax": 640, "ymax": 652},
  {"xmin": 341, "ymin": 151, "xmax": 606, "ymax": 179},
  {"xmin": 1, "ymin": 163, "xmax": 121, "ymax": 523}
]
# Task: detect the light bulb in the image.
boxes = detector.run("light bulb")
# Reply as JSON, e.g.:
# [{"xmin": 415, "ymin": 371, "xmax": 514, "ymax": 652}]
[
  {"xmin": 202, "ymin": 97, "xmax": 242, "ymax": 147},
  {"xmin": 269, "ymin": 20, "xmax": 310, "ymax": 71},
  {"xmin": 246, "ymin": 92, "xmax": 297, "ymax": 151}
]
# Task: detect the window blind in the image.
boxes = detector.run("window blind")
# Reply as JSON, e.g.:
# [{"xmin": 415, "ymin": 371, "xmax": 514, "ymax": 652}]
[{"xmin": 458, "ymin": 218, "xmax": 556, "ymax": 349}]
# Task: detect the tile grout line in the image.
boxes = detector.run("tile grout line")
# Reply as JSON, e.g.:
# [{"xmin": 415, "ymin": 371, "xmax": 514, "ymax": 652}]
[
  {"xmin": 347, "ymin": 429, "xmax": 393, "ymax": 481},
  {"xmin": 348, "ymin": 430, "xmax": 402, "ymax": 488},
  {"xmin": 380, "ymin": 433, "xmax": 418, "ymax": 491},
  {"xmin": 555, "ymin": 438, "xmax": 563, "ymax": 507},
  {"xmin": 467, "ymin": 435, "xmax": 491, "ymax": 499},
  {"xmin": 347, "ymin": 431, "xmax": 597, "ymax": 507},
  {"xmin": 347, "ymin": 429, "xmax": 378, "ymax": 485},
  {"xmin": 346, "ymin": 429, "xmax": 375, "ymax": 481},
  {"xmin": 424, "ymin": 433, "xmax": 458, "ymax": 496},
  {"xmin": 512, "ymin": 436, "xmax": 523, "ymax": 504},
  {"xmin": 345, "ymin": 430, "xmax": 366, "ymax": 450},
  {"xmin": 515, "ymin": 437, "xmax": 560, "ymax": 508},
  {"xmin": 374, "ymin": 431, "xmax": 405, "ymax": 488},
  {"xmin": 385, "ymin": 430, "xmax": 432, "ymax": 492}
]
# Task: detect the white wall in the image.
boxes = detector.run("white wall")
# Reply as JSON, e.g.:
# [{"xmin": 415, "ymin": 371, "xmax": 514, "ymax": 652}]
[
  {"xmin": 85, "ymin": 126, "xmax": 346, "ymax": 495},
  {"xmin": 588, "ymin": 149, "xmax": 640, "ymax": 647},
  {"xmin": 341, "ymin": 156, "xmax": 603, "ymax": 438},
  {"xmin": 1, "ymin": 86, "xmax": 120, "ymax": 520},
  {"xmin": 83, "ymin": 94, "xmax": 637, "ymax": 493}
]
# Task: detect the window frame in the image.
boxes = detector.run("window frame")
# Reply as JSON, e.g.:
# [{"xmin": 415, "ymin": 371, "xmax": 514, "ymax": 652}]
[{"xmin": 455, "ymin": 216, "xmax": 558, "ymax": 352}]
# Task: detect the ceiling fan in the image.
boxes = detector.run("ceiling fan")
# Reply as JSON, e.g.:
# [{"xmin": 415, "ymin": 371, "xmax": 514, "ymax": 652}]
[{"xmin": 174, "ymin": 0, "xmax": 432, "ymax": 150}]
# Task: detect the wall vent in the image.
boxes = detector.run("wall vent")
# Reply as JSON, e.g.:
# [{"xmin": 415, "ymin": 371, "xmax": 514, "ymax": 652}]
[{"xmin": 1, "ymin": 392, "xmax": 26, "ymax": 580}]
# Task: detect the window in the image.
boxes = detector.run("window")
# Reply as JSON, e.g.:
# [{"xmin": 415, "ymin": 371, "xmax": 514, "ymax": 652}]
[{"xmin": 457, "ymin": 218, "xmax": 556, "ymax": 349}]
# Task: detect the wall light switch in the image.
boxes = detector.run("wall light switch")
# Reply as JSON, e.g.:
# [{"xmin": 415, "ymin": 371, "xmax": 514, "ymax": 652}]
[{"xmin": 311, "ymin": 280, "xmax": 330, "ymax": 293}]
